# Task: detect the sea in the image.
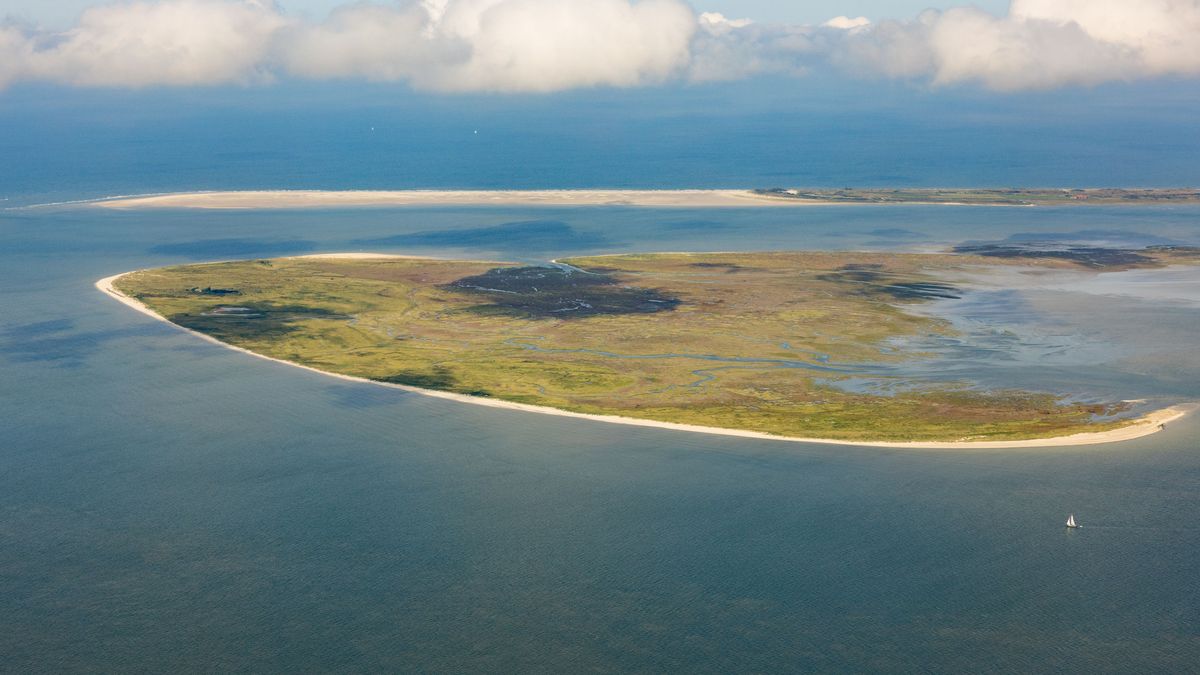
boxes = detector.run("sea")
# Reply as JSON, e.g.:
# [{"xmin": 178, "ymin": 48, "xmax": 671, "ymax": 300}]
[{"xmin": 2, "ymin": 79, "xmax": 1200, "ymax": 672}]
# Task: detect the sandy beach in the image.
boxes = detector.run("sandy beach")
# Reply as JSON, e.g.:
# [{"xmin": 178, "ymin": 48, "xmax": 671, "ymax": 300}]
[
  {"xmin": 96, "ymin": 257, "xmax": 1193, "ymax": 449},
  {"xmin": 94, "ymin": 189, "xmax": 823, "ymax": 210}
]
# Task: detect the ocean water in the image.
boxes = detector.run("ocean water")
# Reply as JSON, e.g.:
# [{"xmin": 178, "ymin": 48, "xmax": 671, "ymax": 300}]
[
  {"xmin": 5, "ymin": 77, "xmax": 1200, "ymax": 207},
  {"xmin": 3, "ymin": 82, "xmax": 1200, "ymax": 672},
  {"xmin": 3, "ymin": 201, "xmax": 1200, "ymax": 673}
]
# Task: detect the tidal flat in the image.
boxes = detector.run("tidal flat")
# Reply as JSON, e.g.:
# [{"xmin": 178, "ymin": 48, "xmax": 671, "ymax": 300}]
[{"xmin": 107, "ymin": 248, "xmax": 1198, "ymax": 444}]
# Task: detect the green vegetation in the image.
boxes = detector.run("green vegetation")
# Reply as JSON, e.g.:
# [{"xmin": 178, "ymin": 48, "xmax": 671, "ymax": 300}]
[
  {"xmin": 756, "ymin": 187, "xmax": 1200, "ymax": 206},
  {"xmin": 113, "ymin": 249, "xmax": 1190, "ymax": 442}
]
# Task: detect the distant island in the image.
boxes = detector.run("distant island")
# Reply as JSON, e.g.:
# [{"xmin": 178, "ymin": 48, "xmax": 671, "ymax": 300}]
[
  {"xmin": 92, "ymin": 188, "xmax": 1200, "ymax": 210},
  {"xmin": 99, "ymin": 246, "xmax": 1197, "ymax": 447},
  {"xmin": 754, "ymin": 187, "xmax": 1200, "ymax": 206}
]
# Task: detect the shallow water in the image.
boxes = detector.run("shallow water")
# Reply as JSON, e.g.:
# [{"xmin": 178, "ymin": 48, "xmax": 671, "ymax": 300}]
[
  {"xmin": 2, "ymin": 203, "xmax": 1199, "ymax": 672},
  {"xmin": 899, "ymin": 264, "xmax": 1200, "ymax": 402}
]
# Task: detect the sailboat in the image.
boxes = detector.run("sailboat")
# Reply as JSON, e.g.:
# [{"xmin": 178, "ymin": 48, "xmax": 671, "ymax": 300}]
[{"xmin": 1066, "ymin": 514, "xmax": 1081, "ymax": 529}]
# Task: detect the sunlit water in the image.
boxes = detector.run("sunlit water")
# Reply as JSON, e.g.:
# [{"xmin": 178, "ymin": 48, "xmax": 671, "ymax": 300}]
[{"xmin": 2, "ymin": 201, "xmax": 1199, "ymax": 672}]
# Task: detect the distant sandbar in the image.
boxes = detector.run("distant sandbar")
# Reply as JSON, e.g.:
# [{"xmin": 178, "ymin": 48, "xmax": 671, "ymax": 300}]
[
  {"xmin": 89, "ymin": 188, "xmax": 1200, "ymax": 210},
  {"xmin": 95, "ymin": 190, "xmax": 815, "ymax": 210}
]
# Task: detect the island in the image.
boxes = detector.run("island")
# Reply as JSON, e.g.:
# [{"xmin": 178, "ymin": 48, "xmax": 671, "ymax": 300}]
[
  {"xmin": 92, "ymin": 188, "xmax": 1200, "ymax": 210},
  {"xmin": 754, "ymin": 187, "xmax": 1200, "ymax": 206},
  {"xmin": 99, "ymin": 248, "xmax": 1197, "ymax": 447}
]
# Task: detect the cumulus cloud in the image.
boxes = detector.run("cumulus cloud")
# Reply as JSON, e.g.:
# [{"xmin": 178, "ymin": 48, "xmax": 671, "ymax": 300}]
[
  {"xmin": 0, "ymin": 0, "xmax": 698, "ymax": 92},
  {"xmin": 0, "ymin": 25, "xmax": 32, "ymax": 89},
  {"xmin": 278, "ymin": 3, "xmax": 448, "ymax": 84},
  {"xmin": 428, "ymin": 0, "xmax": 696, "ymax": 91},
  {"xmin": 281, "ymin": 0, "xmax": 696, "ymax": 92},
  {"xmin": 823, "ymin": 16, "xmax": 870, "ymax": 31},
  {"xmin": 698, "ymin": 12, "xmax": 752, "ymax": 31},
  {"xmin": 690, "ymin": 11, "xmax": 820, "ymax": 82},
  {"xmin": 1014, "ymin": 0, "xmax": 1200, "ymax": 77},
  {"xmin": 11, "ymin": 0, "xmax": 287, "ymax": 87},
  {"xmin": 838, "ymin": 0, "xmax": 1200, "ymax": 90},
  {"xmin": 1, "ymin": 0, "xmax": 1200, "ymax": 92}
]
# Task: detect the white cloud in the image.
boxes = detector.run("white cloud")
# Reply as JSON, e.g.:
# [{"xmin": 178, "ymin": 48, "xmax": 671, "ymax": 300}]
[
  {"xmin": 698, "ymin": 12, "xmax": 753, "ymax": 31},
  {"xmin": 0, "ymin": 24, "xmax": 33, "ymax": 89},
  {"xmin": 823, "ymin": 16, "xmax": 869, "ymax": 30},
  {"xmin": 17, "ymin": 0, "xmax": 287, "ymax": 87},
  {"xmin": 281, "ymin": 0, "xmax": 696, "ymax": 92},
  {"xmin": 279, "ymin": 3, "xmax": 447, "ymax": 83},
  {"xmin": 1012, "ymin": 0, "xmax": 1200, "ymax": 77},
  {"xmin": 0, "ymin": 0, "xmax": 697, "ymax": 92},
  {"xmin": 831, "ymin": 11, "xmax": 936, "ymax": 79},
  {"xmin": 423, "ymin": 0, "xmax": 697, "ymax": 92},
  {"xmin": 1, "ymin": 0, "xmax": 1200, "ymax": 92},
  {"xmin": 838, "ymin": 0, "xmax": 1200, "ymax": 90},
  {"xmin": 927, "ymin": 7, "xmax": 1135, "ymax": 90},
  {"xmin": 689, "ymin": 18, "xmax": 819, "ymax": 83}
]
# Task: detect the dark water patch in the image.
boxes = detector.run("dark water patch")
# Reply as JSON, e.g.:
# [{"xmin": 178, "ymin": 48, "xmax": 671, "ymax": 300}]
[
  {"xmin": 998, "ymin": 229, "xmax": 1180, "ymax": 248},
  {"xmin": 954, "ymin": 243, "xmax": 1154, "ymax": 268},
  {"xmin": 354, "ymin": 220, "xmax": 613, "ymax": 252},
  {"xmin": 148, "ymin": 238, "xmax": 318, "ymax": 258},
  {"xmin": 819, "ymin": 264, "xmax": 962, "ymax": 300},
  {"xmin": 953, "ymin": 229, "xmax": 1200, "ymax": 268},
  {"xmin": 662, "ymin": 219, "xmax": 731, "ymax": 231},
  {"xmin": 885, "ymin": 282, "xmax": 963, "ymax": 300},
  {"xmin": 323, "ymin": 384, "xmax": 409, "ymax": 409},
  {"xmin": 0, "ymin": 320, "xmax": 153, "ymax": 367},
  {"xmin": 445, "ymin": 266, "xmax": 679, "ymax": 319},
  {"xmin": 168, "ymin": 303, "xmax": 346, "ymax": 341},
  {"xmin": 866, "ymin": 228, "xmax": 925, "ymax": 238},
  {"xmin": 0, "ymin": 318, "xmax": 76, "ymax": 340}
]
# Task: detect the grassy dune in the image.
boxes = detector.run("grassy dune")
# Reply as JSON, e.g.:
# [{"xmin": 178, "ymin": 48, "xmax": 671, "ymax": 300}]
[{"xmin": 113, "ymin": 250, "xmax": 1168, "ymax": 442}]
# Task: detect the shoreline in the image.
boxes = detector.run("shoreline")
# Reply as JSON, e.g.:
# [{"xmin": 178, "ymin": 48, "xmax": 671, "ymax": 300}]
[{"xmin": 96, "ymin": 256, "xmax": 1193, "ymax": 449}]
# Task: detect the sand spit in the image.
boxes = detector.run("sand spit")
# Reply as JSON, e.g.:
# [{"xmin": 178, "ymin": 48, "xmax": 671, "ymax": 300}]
[
  {"xmin": 97, "ymin": 260, "xmax": 1193, "ymax": 450},
  {"xmin": 94, "ymin": 189, "xmax": 823, "ymax": 209}
]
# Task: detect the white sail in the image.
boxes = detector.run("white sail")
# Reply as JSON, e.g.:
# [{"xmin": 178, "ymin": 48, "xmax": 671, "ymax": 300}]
[{"xmin": 1066, "ymin": 515, "xmax": 1077, "ymax": 527}]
